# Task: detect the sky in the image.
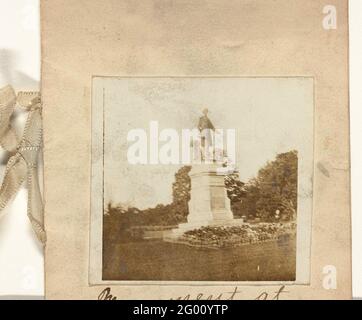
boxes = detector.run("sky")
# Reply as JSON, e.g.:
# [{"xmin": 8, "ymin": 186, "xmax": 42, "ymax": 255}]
[{"xmin": 97, "ymin": 77, "xmax": 314, "ymax": 209}]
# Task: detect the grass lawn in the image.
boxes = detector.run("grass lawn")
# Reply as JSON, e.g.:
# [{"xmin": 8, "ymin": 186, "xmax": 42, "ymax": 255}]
[{"xmin": 103, "ymin": 235, "xmax": 296, "ymax": 281}]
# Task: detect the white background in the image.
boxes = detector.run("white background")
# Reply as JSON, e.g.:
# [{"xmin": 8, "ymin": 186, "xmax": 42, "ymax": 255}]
[
  {"xmin": 0, "ymin": 0, "xmax": 43, "ymax": 297},
  {"xmin": 0, "ymin": 0, "xmax": 361, "ymax": 298}
]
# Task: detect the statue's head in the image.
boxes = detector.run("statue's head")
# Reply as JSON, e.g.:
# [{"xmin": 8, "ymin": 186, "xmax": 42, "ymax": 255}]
[{"xmin": 202, "ymin": 108, "xmax": 209, "ymax": 116}]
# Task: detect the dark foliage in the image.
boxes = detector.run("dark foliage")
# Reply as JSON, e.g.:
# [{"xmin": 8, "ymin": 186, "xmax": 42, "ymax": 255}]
[
  {"xmin": 104, "ymin": 150, "xmax": 298, "ymax": 245},
  {"xmin": 238, "ymin": 150, "xmax": 298, "ymax": 221},
  {"xmin": 103, "ymin": 166, "xmax": 191, "ymax": 244}
]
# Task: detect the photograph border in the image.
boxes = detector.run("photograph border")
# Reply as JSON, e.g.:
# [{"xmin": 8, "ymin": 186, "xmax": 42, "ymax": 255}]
[{"xmin": 89, "ymin": 76, "xmax": 315, "ymax": 286}]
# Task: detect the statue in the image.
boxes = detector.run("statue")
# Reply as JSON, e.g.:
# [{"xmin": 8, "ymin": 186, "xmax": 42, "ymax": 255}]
[
  {"xmin": 197, "ymin": 108, "xmax": 215, "ymax": 162},
  {"xmin": 165, "ymin": 107, "xmax": 244, "ymax": 240}
]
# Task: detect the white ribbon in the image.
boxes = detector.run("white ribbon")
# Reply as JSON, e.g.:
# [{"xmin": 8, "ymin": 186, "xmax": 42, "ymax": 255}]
[{"xmin": 0, "ymin": 85, "xmax": 46, "ymax": 244}]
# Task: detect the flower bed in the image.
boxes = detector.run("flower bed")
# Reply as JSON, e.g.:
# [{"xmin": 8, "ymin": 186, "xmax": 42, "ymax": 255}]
[{"xmin": 179, "ymin": 222, "xmax": 296, "ymax": 248}]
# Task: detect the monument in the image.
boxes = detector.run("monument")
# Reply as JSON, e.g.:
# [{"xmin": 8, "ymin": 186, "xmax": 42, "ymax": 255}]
[{"xmin": 168, "ymin": 109, "xmax": 243, "ymax": 238}]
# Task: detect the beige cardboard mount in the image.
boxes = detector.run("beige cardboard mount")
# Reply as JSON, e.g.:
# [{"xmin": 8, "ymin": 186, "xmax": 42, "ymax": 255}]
[{"xmin": 41, "ymin": 0, "xmax": 351, "ymax": 299}]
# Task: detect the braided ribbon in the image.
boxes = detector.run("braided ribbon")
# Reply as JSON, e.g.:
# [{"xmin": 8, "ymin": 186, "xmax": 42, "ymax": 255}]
[{"xmin": 0, "ymin": 85, "xmax": 46, "ymax": 244}]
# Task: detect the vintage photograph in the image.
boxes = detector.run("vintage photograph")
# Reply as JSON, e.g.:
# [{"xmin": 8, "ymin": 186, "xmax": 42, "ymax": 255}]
[{"xmin": 90, "ymin": 77, "xmax": 313, "ymax": 283}]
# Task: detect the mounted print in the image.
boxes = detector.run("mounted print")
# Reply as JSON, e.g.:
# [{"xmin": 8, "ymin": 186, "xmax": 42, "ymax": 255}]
[
  {"xmin": 41, "ymin": 0, "xmax": 351, "ymax": 299},
  {"xmin": 89, "ymin": 77, "xmax": 313, "ymax": 284}
]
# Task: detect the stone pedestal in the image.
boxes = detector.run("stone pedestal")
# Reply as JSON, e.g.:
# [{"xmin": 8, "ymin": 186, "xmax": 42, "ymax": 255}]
[{"xmin": 168, "ymin": 163, "xmax": 243, "ymax": 238}]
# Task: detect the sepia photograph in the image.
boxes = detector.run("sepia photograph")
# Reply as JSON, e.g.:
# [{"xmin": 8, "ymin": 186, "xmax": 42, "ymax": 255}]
[
  {"xmin": 0, "ymin": 0, "xmax": 355, "ymax": 302},
  {"xmin": 90, "ymin": 77, "xmax": 313, "ymax": 284}
]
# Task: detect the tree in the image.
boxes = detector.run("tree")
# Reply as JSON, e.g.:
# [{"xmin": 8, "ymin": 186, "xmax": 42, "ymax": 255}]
[
  {"xmin": 238, "ymin": 150, "xmax": 298, "ymax": 221},
  {"xmin": 172, "ymin": 166, "xmax": 191, "ymax": 222},
  {"xmin": 224, "ymin": 172, "xmax": 246, "ymax": 216}
]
